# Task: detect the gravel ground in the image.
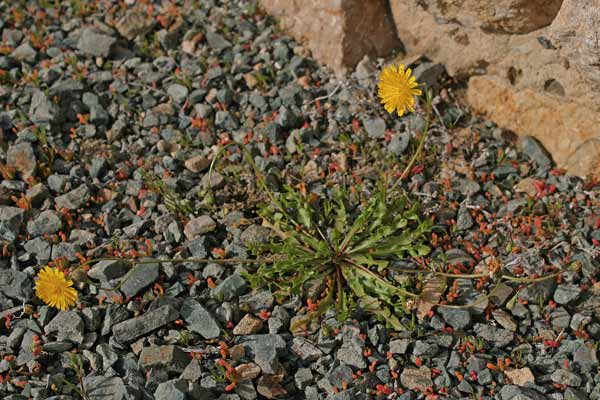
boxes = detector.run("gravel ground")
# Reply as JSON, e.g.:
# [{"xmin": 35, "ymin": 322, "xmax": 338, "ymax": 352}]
[{"xmin": 1, "ymin": 1, "xmax": 600, "ymax": 400}]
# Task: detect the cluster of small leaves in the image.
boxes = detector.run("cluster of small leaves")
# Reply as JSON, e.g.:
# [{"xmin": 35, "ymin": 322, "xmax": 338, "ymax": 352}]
[
  {"xmin": 244, "ymin": 182, "xmax": 433, "ymax": 330},
  {"xmin": 141, "ymin": 169, "xmax": 193, "ymax": 215}
]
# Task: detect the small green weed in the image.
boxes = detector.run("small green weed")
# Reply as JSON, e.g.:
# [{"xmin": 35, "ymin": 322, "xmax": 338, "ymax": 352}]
[
  {"xmin": 244, "ymin": 179, "xmax": 433, "ymax": 331},
  {"xmin": 141, "ymin": 170, "xmax": 193, "ymax": 216},
  {"xmin": 63, "ymin": 353, "xmax": 88, "ymax": 400}
]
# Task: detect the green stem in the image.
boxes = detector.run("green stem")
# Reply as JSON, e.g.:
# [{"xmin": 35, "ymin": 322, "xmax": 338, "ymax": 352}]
[
  {"xmin": 435, "ymin": 272, "xmax": 489, "ymax": 279},
  {"xmin": 390, "ymin": 90, "xmax": 433, "ymax": 193},
  {"xmin": 80, "ymin": 256, "xmax": 268, "ymax": 268},
  {"xmin": 335, "ymin": 263, "xmax": 347, "ymax": 319},
  {"xmin": 502, "ymin": 271, "xmax": 562, "ymax": 283},
  {"xmin": 436, "ymin": 280, "xmax": 502, "ymax": 310},
  {"xmin": 71, "ymin": 256, "xmax": 278, "ymax": 292}
]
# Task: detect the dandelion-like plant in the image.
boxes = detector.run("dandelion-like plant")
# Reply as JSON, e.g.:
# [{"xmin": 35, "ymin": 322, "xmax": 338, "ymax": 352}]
[
  {"xmin": 34, "ymin": 266, "xmax": 78, "ymax": 310},
  {"xmin": 238, "ymin": 65, "xmax": 439, "ymax": 330}
]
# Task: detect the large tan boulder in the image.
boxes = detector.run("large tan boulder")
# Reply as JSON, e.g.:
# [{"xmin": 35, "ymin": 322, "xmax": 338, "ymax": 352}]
[
  {"xmin": 259, "ymin": 0, "xmax": 400, "ymax": 75},
  {"xmin": 389, "ymin": 0, "xmax": 600, "ymax": 176},
  {"xmin": 414, "ymin": 0, "xmax": 562, "ymax": 34},
  {"xmin": 550, "ymin": 0, "xmax": 600, "ymax": 91},
  {"xmin": 467, "ymin": 76, "xmax": 600, "ymax": 177},
  {"xmin": 388, "ymin": 0, "xmax": 565, "ymax": 78},
  {"xmin": 390, "ymin": 0, "xmax": 496, "ymax": 77}
]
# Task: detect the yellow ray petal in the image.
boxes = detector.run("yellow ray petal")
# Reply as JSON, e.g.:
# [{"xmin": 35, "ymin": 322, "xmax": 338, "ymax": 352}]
[
  {"xmin": 378, "ymin": 65, "xmax": 422, "ymax": 117},
  {"xmin": 35, "ymin": 266, "xmax": 78, "ymax": 310}
]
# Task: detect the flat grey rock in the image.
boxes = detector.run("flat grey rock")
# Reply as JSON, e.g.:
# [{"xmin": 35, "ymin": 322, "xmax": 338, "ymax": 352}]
[
  {"xmin": 180, "ymin": 299, "xmax": 221, "ymax": 339},
  {"xmin": 77, "ymin": 29, "xmax": 117, "ymax": 57},
  {"xmin": 112, "ymin": 305, "xmax": 179, "ymax": 344}
]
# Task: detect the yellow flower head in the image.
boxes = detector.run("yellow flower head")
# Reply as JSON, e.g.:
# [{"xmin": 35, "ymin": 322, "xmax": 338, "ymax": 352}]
[
  {"xmin": 35, "ymin": 266, "xmax": 78, "ymax": 310},
  {"xmin": 378, "ymin": 64, "xmax": 422, "ymax": 116}
]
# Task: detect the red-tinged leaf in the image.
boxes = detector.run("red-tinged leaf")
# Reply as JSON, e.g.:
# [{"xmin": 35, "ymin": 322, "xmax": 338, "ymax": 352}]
[
  {"xmin": 411, "ymin": 165, "xmax": 425, "ymax": 175},
  {"xmin": 532, "ymin": 179, "xmax": 545, "ymax": 194}
]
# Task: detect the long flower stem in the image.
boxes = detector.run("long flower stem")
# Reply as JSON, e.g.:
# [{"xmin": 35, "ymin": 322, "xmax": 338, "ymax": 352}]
[
  {"xmin": 75, "ymin": 254, "xmax": 566, "ymax": 298},
  {"xmin": 71, "ymin": 256, "xmax": 276, "ymax": 291},
  {"xmin": 390, "ymin": 90, "xmax": 433, "ymax": 193}
]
